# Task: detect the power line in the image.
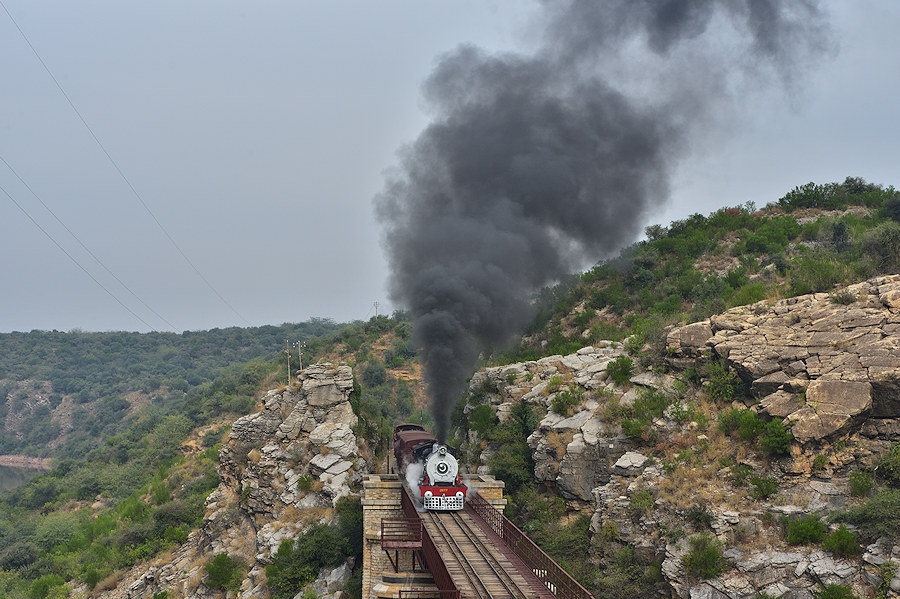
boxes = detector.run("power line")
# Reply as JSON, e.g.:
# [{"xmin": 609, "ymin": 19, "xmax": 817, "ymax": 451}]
[
  {"xmin": 0, "ymin": 154, "xmax": 179, "ymax": 332},
  {"xmin": 0, "ymin": 182, "xmax": 158, "ymax": 332},
  {"xmin": 1, "ymin": 0, "xmax": 252, "ymax": 327}
]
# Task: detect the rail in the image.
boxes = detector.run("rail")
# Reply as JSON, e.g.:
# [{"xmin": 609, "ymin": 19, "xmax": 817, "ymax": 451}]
[
  {"xmin": 381, "ymin": 518, "xmax": 422, "ymax": 548},
  {"xmin": 466, "ymin": 493, "xmax": 594, "ymax": 599},
  {"xmin": 401, "ymin": 488, "xmax": 460, "ymax": 599}
]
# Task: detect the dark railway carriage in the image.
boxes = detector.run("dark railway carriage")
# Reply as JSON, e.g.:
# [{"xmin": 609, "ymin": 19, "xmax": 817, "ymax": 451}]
[{"xmin": 393, "ymin": 424, "xmax": 468, "ymax": 511}]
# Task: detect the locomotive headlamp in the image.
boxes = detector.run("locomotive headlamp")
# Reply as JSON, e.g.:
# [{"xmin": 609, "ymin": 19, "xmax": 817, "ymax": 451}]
[{"xmin": 439, "ymin": 447, "xmax": 447, "ymax": 455}]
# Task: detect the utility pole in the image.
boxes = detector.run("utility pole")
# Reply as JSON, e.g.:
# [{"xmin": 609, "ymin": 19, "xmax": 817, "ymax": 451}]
[
  {"xmin": 285, "ymin": 340, "xmax": 290, "ymax": 386},
  {"xmin": 296, "ymin": 341, "xmax": 306, "ymax": 371},
  {"xmin": 374, "ymin": 301, "xmax": 379, "ymax": 318}
]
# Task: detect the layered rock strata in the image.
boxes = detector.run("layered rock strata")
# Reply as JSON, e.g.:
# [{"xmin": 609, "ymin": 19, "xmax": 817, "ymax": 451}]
[
  {"xmin": 105, "ymin": 363, "xmax": 366, "ymax": 599},
  {"xmin": 667, "ymin": 274, "xmax": 900, "ymax": 444}
]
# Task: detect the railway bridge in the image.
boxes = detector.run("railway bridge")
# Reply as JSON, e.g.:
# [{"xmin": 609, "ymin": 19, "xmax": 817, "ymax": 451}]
[{"xmin": 362, "ymin": 474, "xmax": 594, "ymax": 599}]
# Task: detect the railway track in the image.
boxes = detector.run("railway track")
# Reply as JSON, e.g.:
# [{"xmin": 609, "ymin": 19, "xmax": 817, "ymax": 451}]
[{"xmin": 425, "ymin": 510, "xmax": 532, "ymax": 599}]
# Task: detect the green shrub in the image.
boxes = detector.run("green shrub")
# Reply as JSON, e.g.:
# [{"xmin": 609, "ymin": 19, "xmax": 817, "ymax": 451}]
[
  {"xmin": 546, "ymin": 375, "xmax": 563, "ymax": 394},
  {"xmin": 875, "ymin": 443, "xmax": 900, "ymax": 487},
  {"xmin": 760, "ymin": 420, "xmax": 793, "ymax": 455},
  {"xmin": 814, "ymin": 584, "xmax": 858, "ymax": 599},
  {"xmin": 266, "ymin": 522, "xmax": 349, "ymax": 599},
  {"xmin": 468, "ymin": 404, "xmax": 497, "ymax": 435},
  {"xmin": 789, "ymin": 257, "xmax": 846, "ymax": 295},
  {"xmin": 729, "ymin": 283, "xmax": 768, "ymax": 308},
  {"xmin": 848, "ymin": 470, "xmax": 873, "ymax": 497},
  {"xmin": 29, "ymin": 574, "xmax": 65, "ymax": 599},
  {"xmin": 812, "ymin": 454, "xmax": 828, "ymax": 471},
  {"xmin": 636, "ymin": 388, "xmax": 671, "ymax": 418},
  {"xmin": 683, "ymin": 533, "xmax": 725, "ymax": 579},
  {"xmin": 630, "ymin": 489, "xmax": 655, "ymax": 516},
  {"xmin": 686, "ymin": 504, "xmax": 713, "ymax": 529},
  {"xmin": 822, "ymin": 525, "xmax": 862, "ymax": 557},
  {"xmin": 749, "ymin": 476, "xmax": 780, "ymax": 500},
  {"xmin": 718, "ymin": 409, "xmax": 764, "ymax": 441},
  {"xmin": 828, "ymin": 291, "xmax": 857, "ymax": 305},
  {"xmin": 861, "ymin": 221, "xmax": 900, "ymax": 274},
  {"xmin": 785, "ymin": 514, "xmax": 827, "ymax": 545},
  {"xmin": 607, "ymin": 356, "xmax": 634, "ymax": 386},
  {"xmin": 832, "ymin": 489, "xmax": 900, "ymax": 540},
  {"xmin": 551, "ymin": 390, "xmax": 580, "ymax": 416},
  {"xmin": 704, "ymin": 360, "xmax": 740, "ymax": 403},
  {"xmin": 205, "ymin": 553, "xmax": 243, "ymax": 591},
  {"xmin": 296, "ymin": 474, "xmax": 313, "ymax": 493}
]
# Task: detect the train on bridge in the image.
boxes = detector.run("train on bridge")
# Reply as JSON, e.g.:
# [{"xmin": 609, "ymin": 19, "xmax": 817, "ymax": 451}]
[{"xmin": 393, "ymin": 423, "xmax": 467, "ymax": 511}]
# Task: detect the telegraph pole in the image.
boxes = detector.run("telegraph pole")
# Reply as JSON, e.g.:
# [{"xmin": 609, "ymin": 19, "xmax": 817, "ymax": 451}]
[
  {"xmin": 374, "ymin": 301, "xmax": 379, "ymax": 318},
  {"xmin": 297, "ymin": 341, "xmax": 306, "ymax": 371}
]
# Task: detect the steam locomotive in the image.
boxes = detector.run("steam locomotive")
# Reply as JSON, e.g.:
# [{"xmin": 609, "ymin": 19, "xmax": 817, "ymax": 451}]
[{"xmin": 393, "ymin": 424, "xmax": 467, "ymax": 511}]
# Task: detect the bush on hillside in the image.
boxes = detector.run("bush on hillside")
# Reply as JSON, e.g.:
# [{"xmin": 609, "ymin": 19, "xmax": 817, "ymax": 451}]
[
  {"xmin": 760, "ymin": 420, "xmax": 793, "ymax": 455},
  {"xmin": 822, "ymin": 525, "xmax": 862, "ymax": 557},
  {"xmin": 606, "ymin": 356, "xmax": 634, "ymax": 386},
  {"xmin": 704, "ymin": 360, "xmax": 740, "ymax": 403},
  {"xmin": 786, "ymin": 514, "xmax": 827, "ymax": 545},
  {"xmin": 205, "ymin": 554, "xmax": 244, "ymax": 591},
  {"xmin": 683, "ymin": 533, "xmax": 725, "ymax": 579},
  {"xmin": 833, "ymin": 489, "xmax": 900, "ymax": 540},
  {"xmin": 814, "ymin": 584, "xmax": 858, "ymax": 599},
  {"xmin": 849, "ymin": 470, "xmax": 874, "ymax": 497}
]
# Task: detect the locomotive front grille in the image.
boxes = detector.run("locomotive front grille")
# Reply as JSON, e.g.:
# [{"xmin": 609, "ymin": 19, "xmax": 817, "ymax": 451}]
[{"xmin": 424, "ymin": 494, "xmax": 465, "ymax": 511}]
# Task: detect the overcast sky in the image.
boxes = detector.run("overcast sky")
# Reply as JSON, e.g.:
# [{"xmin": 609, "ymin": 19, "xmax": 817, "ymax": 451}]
[{"xmin": 1, "ymin": 1, "xmax": 898, "ymax": 334}]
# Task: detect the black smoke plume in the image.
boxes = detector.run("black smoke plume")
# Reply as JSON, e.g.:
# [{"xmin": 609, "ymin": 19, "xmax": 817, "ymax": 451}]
[{"xmin": 375, "ymin": 0, "xmax": 831, "ymax": 442}]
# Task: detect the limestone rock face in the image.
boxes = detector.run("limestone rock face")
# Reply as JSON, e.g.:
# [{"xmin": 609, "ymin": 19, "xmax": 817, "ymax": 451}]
[
  {"xmin": 467, "ymin": 275, "xmax": 900, "ymax": 599},
  {"xmin": 463, "ymin": 342, "xmax": 674, "ymax": 502},
  {"xmin": 668, "ymin": 274, "xmax": 900, "ymax": 443},
  {"xmin": 105, "ymin": 363, "xmax": 366, "ymax": 599},
  {"xmin": 789, "ymin": 380, "xmax": 872, "ymax": 442}
]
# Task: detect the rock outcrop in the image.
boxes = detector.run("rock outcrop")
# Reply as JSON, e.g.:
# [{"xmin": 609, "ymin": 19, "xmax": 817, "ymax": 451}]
[
  {"xmin": 461, "ymin": 275, "xmax": 900, "ymax": 599},
  {"xmin": 667, "ymin": 274, "xmax": 900, "ymax": 445},
  {"xmin": 105, "ymin": 363, "xmax": 367, "ymax": 599}
]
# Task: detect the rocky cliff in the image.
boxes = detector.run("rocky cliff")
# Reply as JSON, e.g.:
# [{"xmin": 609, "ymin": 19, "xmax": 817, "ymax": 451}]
[
  {"xmin": 104, "ymin": 363, "xmax": 367, "ymax": 599},
  {"xmin": 461, "ymin": 274, "xmax": 900, "ymax": 598}
]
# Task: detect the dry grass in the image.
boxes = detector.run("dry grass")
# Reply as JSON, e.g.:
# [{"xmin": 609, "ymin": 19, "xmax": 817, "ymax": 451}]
[
  {"xmin": 543, "ymin": 431, "xmax": 573, "ymax": 460},
  {"xmin": 96, "ymin": 572, "xmax": 122, "ymax": 592},
  {"xmin": 656, "ymin": 464, "xmax": 723, "ymax": 511},
  {"xmin": 279, "ymin": 503, "xmax": 334, "ymax": 526},
  {"xmin": 247, "ymin": 449, "xmax": 262, "ymax": 464}
]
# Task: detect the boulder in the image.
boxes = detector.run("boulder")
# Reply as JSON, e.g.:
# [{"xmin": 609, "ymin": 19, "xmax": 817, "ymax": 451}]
[{"xmin": 789, "ymin": 380, "xmax": 872, "ymax": 443}]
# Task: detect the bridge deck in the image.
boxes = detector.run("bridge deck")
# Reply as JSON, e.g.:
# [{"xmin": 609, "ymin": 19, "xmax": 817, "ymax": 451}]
[{"xmin": 421, "ymin": 509, "xmax": 556, "ymax": 599}]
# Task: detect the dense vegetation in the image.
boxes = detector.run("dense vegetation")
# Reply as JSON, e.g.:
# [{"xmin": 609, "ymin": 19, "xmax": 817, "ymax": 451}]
[
  {"xmin": 508, "ymin": 176, "xmax": 900, "ymax": 363},
  {"xmin": 0, "ymin": 311, "xmax": 427, "ymax": 599},
  {"xmin": 454, "ymin": 177, "xmax": 900, "ymax": 598},
  {"xmin": 3, "ymin": 177, "xmax": 900, "ymax": 599},
  {"xmin": 0, "ymin": 353, "xmax": 276, "ymax": 599},
  {"xmin": 0, "ymin": 320, "xmax": 343, "ymax": 456}
]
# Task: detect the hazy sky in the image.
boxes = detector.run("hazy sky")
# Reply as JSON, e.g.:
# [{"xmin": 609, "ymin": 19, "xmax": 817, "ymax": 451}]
[{"xmin": 1, "ymin": 1, "xmax": 898, "ymax": 334}]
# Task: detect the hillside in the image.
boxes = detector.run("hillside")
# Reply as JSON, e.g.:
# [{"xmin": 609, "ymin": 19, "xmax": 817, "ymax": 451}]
[
  {"xmin": 0, "ymin": 314, "xmax": 428, "ymax": 599},
  {"xmin": 0, "ymin": 320, "xmax": 343, "ymax": 457},
  {"xmin": 1, "ymin": 177, "xmax": 899, "ymax": 599},
  {"xmin": 510, "ymin": 177, "xmax": 900, "ymax": 365},
  {"xmin": 455, "ymin": 274, "xmax": 900, "ymax": 598}
]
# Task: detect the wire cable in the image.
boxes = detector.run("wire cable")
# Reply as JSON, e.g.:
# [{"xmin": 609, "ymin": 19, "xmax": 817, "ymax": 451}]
[
  {"xmin": 1, "ymin": 0, "xmax": 253, "ymax": 327},
  {"xmin": 1, "ymin": 182, "xmax": 158, "ymax": 332},
  {"xmin": 0, "ymin": 154, "xmax": 179, "ymax": 332}
]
